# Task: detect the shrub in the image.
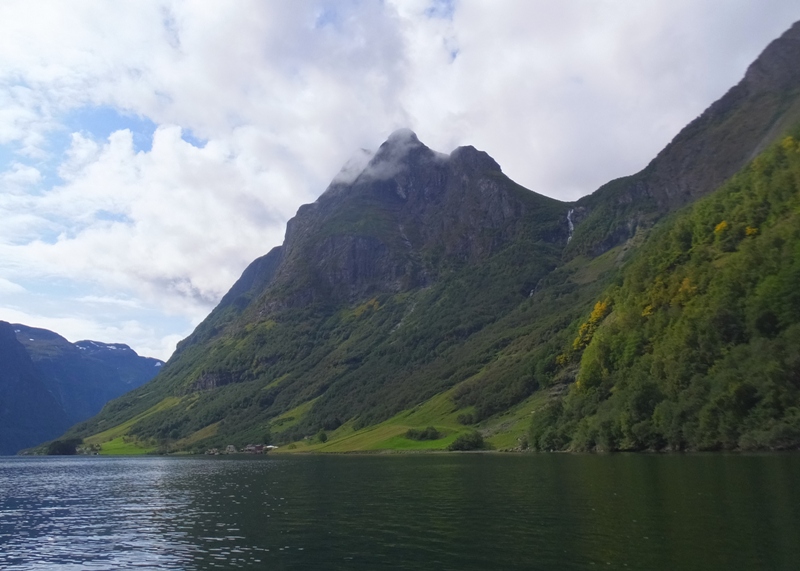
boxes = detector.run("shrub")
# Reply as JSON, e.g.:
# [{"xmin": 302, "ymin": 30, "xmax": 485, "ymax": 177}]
[
  {"xmin": 405, "ymin": 426, "xmax": 441, "ymax": 441},
  {"xmin": 456, "ymin": 413, "xmax": 475, "ymax": 425},
  {"xmin": 447, "ymin": 431, "xmax": 484, "ymax": 451}
]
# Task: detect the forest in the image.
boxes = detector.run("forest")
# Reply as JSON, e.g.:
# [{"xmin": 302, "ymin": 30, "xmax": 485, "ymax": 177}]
[{"xmin": 531, "ymin": 134, "xmax": 800, "ymax": 451}]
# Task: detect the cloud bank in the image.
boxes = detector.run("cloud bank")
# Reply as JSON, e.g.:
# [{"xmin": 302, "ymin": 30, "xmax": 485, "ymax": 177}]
[{"xmin": 1, "ymin": 1, "xmax": 799, "ymax": 359}]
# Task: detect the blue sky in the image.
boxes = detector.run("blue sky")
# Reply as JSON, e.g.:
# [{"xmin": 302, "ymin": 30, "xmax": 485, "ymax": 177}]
[{"xmin": 1, "ymin": 0, "xmax": 800, "ymax": 360}]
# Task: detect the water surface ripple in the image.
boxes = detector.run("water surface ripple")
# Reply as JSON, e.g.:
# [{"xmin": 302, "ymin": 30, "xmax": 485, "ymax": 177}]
[{"xmin": 1, "ymin": 454, "xmax": 799, "ymax": 570}]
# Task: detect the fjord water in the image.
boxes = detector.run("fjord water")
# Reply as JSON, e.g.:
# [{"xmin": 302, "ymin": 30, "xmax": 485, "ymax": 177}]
[{"xmin": 1, "ymin": 454, "xmax": 798, "ymax": 570}]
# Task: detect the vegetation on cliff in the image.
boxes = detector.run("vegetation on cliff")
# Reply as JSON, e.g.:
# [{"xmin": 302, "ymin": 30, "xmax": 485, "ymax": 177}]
[{"xmin": 532, "ymin": 135, "xmax": 800, "ymax": 451}]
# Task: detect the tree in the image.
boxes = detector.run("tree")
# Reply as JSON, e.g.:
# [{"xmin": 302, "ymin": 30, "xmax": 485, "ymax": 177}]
[
  {"xmin": 46, "ymin": 439, "xmax": 82, "ymax": 455},
  {"xmin": 405, "ymin": 426, "xmax": 441, "ymax": 440},
  {"xmin": 447, "ymin": 431, "xmax": 484, "ymax": 451}
]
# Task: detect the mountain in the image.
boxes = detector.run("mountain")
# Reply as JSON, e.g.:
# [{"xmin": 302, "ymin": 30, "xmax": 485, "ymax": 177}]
[
  {"xmin": 14, "ymin": 324, "xmax": 164, "ymax": 426},
  {"xmin": 0, "ymin": 322, "xmax": 70, "ymax": 455},
  {"xmin": 63, "ymin": 130, "xmax": 570, "ymax": 451},
  {"xmin": 63, "ymin": 21, "xmax": 800, "ymax": 454},
  {"xmin": 0, "ymin": 322, "xmax": 163, "ymax": 454}
]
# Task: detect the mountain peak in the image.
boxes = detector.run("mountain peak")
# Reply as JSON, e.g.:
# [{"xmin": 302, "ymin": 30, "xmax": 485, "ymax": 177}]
[
  {"xmin": 386, "ymin": 127, "xmax": 419, "ymax": 143},
  {"xmin": 61, "ymin": 20, "xmax": 800, "ymax": 455},
  {"xmin": 326, "ymin": 129, "xmax": 427, "ymax": 190},
  {"xmin": 366, "ymin": 128, "xmax": 434, "ymax": 179}
]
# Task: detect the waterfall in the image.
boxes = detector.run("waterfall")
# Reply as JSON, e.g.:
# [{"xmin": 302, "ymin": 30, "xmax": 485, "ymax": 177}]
[{"xmin": 566, "ymin": 208, "xmax": 575, "ymax": 243}]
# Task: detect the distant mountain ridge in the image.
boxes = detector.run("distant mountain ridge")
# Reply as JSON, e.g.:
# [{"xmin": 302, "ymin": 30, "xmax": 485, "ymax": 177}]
[
  {"xmin": 0, "ymin": 321, "xmax": 163, "ymax": 454},
  {"xmin": 0, "ymin": 322, "xmax": 69, "ymax": 455},
  {"xmin": 61, "ymin": 20, "xmax": 800, "ymax": 454}
]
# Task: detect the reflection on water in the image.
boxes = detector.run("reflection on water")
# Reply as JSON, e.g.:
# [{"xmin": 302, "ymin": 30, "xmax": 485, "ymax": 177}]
[{"xmin": 0, "ymin": 454, "xmax": 799, "ymax": 570}]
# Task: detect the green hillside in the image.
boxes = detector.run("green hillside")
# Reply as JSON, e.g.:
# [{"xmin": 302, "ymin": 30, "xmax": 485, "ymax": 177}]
[{"xmin": 532, "ymin": 134, "xmax": 800, "ymax": 451}]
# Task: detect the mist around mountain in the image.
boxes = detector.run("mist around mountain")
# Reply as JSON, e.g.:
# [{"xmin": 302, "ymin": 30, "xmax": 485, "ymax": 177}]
[
  {"xmin": 0, "ymin": 322, "xmax": 163, "ymax": 454},
  {"xmin": 60, "ymin": 21, "xmax": 800, "ymax": 454}
]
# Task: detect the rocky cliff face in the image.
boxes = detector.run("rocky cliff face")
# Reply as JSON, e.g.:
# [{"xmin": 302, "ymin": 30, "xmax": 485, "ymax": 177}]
[
  {"xmin": 177, "ymin": 129, "xmax": 567, "ymax": 354},
  {"xmin": 245, "ymin": 129, "xmax": 565, "ymax": 310}
]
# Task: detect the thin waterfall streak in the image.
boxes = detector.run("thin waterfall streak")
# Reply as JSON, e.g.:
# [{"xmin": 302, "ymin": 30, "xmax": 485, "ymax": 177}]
[{"xmin": 566, "ymin": 208, "xmax": 574, "ymax": 243}]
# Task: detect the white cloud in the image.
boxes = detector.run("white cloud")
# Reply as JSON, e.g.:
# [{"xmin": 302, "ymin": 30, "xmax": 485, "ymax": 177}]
[
  {"xmin": 1, "ymin": 1, "xmax": 799, "ymax": 359},
  {"xmin": 331, "ymin": 148, "xmax": 375, "ymax": 186},
  {"xmin": 75, "ymin": 295, "xmax": 143, "ymax": 310},
  {"xmin": 0, "ymin": 277, "xmax": 25, "ymax": 295},
  {"xmin": 4, "ymin": 126, "xmax": 294, "ymax": 318},
  {"xmin": 58, "ymin": 133, "xmax": 102, "ymax": 181},
  {"xmin": 1, "ymin": 162, "xmax": 41, "ymax": 189},
  {"xmin": 394, "ymin": 0, "xmax": 800, "ymax": 199}
]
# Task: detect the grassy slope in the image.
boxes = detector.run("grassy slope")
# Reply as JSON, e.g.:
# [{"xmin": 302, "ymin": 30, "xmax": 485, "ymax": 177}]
[
  {"xmin": 81, "ymin": 396, "xmax": 180, "ymax": 454},
  {"xmin": 79, "ymin": 377, "xmax": 550, "ymax": 455},
  {"xmin": 274, "ymin": 389, "xmax": 549, "ymax": 453}
]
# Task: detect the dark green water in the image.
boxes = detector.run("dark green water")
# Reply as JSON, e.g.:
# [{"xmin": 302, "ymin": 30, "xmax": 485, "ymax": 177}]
[{"xmin": 1, "ymin": 454, "xmax": 798, "ymax": 570}]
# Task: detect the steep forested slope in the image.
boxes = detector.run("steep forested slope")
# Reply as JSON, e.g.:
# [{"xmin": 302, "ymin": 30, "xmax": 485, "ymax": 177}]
[{"xmin": 532, "ymin": 134, "xmax": 800, "ymax": 451}]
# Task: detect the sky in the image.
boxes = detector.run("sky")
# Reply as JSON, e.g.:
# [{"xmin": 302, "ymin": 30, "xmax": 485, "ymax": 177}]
[{"xmin": 1, "ymin": 1, "xmax": 800, "ymax": 361}]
